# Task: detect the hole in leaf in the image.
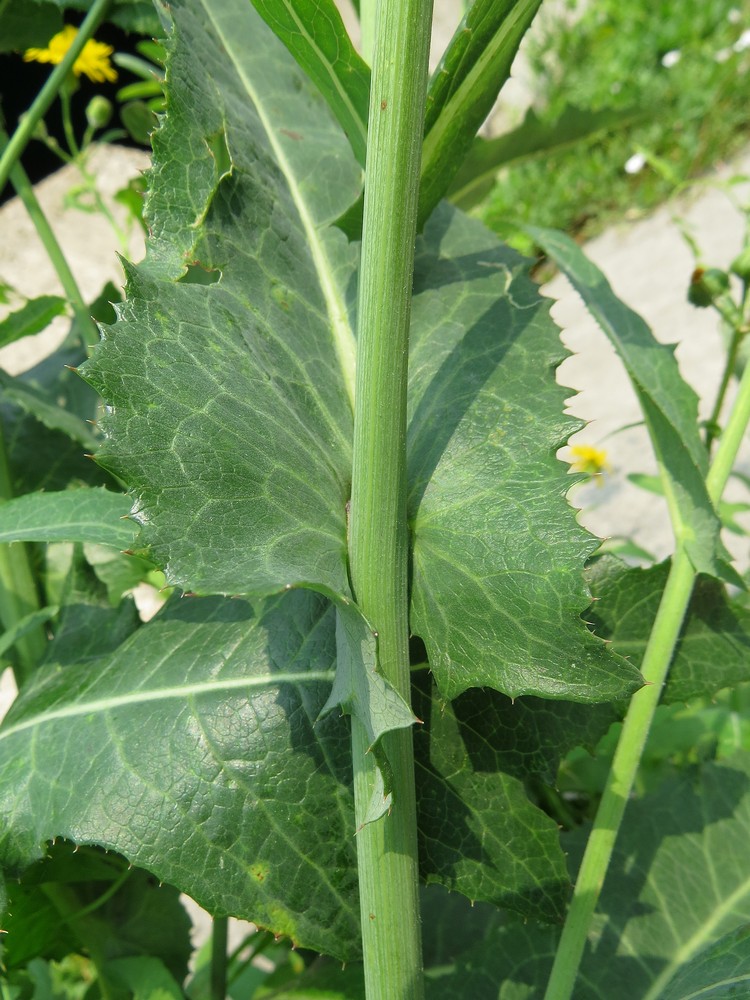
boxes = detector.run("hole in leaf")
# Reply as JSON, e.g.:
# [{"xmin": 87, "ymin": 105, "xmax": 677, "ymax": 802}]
[
  {"xmin": 178, "ymin": 263, "xmax": 222, "ymax": 285},
  {"xmin": 205, "ymin": 126, "xmax": 232, "ymax": 182}
]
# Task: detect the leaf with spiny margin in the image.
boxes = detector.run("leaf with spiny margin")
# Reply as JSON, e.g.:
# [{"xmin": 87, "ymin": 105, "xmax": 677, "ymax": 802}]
[
  {"xmin": 408, "ymin": 206, "xmax": 642, "ymax": 703},
  {"xmin": 0, "ymin": 488, "xmax": 135, "ymax": 548},
  {"xmin": 424, "ymin": 753, "xmax": 750, "ymax": 999},
  {"xmin": 529, "ymin": 226, "xmax": 725, "ymax": 580},
  {"xmin": 586, "ymin": 555, "xmax": 750, "ymax": 704},
  {"xmin": 81, "ymin": 0, "xmax": 360, "ymax": 601},
  {"xmin": 448, "ymin": 104, "xmax": 640, "ymax": 212},
  {"xmin": 248, "ymin": 0, "xmax": 370, "ymax": 167},
  {"xmin": 418, "ymin": 0, "xmax": 542, "ymax": 229},
  {"xmin": 413, "ymin": 676, "xmax": 570, "ymax": 922},
  {"xmin": 0, "ymin": 590, "xmax": 361, "ymax": 960}
]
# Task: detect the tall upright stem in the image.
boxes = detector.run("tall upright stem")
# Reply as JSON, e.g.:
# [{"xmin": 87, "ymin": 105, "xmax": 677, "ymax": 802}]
[{"xmin": 348, "ymin": 0, "xmax": 433, "ymax": 997}]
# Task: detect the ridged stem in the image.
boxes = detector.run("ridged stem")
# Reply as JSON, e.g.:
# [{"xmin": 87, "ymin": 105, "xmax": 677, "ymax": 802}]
[{"xmin": 348, "ymin": 0, "xmax": 433, "ymax": 997}]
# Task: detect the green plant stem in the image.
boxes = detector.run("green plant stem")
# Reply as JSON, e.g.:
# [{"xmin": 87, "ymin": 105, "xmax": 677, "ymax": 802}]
[
  {"xmin": 0, "ymin": 432, "xmax": 44, "ymax": 686},
  {"xmin": 40, "ymin": 882, "xmax": 115, "ymax": 1000},
  {"xmin": 0, "ymin": 0, "xmax": 111, "ymax": 197},
  {"xmin": 544, "ymin": 349, "xmax": 750, "ymax": 1000},
  {"xmin": 348, "ymin": 0, "xmax": 433, "ymax": 997},
  {"xmin": 0, "ymin": 130, "xmax": 99, "ymax": 349},
  {"xmin": 210, "ymin": 916, "xmax": 229, "ymax": 1000},
  {"xmin": 60, "ymin": 87, "xmax": 81, "ymax": 159}
]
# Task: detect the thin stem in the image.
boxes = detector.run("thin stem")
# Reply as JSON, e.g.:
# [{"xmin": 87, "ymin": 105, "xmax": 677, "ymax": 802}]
[
  {"xmin": 544, "ymin": 350, "xmax": 750, "ymax": 1000},
  {"xmin": 1, "ymin": 129, "xmax": 99, "ymax": 349},
  {"xmin": 0, "ymin": 0, "xmax": 111, "ymax": 197},
  {"xmin": 210, "ymin": 916, "xmax": 229, "ymax": 1000},
  {"xmin": 40, "ymin": 882, "xmax": 116, "ymax": 1000},
  {"xmin": 704, "ymin": 324, "xmax": 746, "ymax": 452},
  {"xmin": 60, "ymin": 87, "xmax": 81, "ymax": 159},
  {"xmin": 348, "ymin": 0, "xmax": 433, "ymax": 997},
  {"xmin": 543, "ymin": 547, "xmax": 695, "ymax": 1000},
  {"xmin": 0, "ymin": 431, "xmax": 45, "ymax": 686}
]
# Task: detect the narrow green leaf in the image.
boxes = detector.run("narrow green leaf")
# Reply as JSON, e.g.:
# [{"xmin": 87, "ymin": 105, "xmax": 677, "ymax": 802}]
[
  {"xmin": 418, "ymin": 0, "xmax": 542, "ymax": 229},
  {"xmin": 448, "ymin": 104, "xmax": 638, "ymax": 212},
  {"xmin": 0, "ymin": 297, "xmax": 67, "ymax": 347},
  {"xmin": 586, "ymin": 555, "xmax": 750, "ymax": 704},
  {"xmin": 408, "ymin": 207, "xmax": 642, "ymax": 703},
  {"xmin": 0, "ymin": 370, "xmax": 98, "ymax": 451},
  {"xmin": 529, "ymin": 226, "xmax": 723, "ymax": 578},
  {"xmin": 249, "ymin": 0, "xmax": 370, "ymax": 167},
  {"xmin": 0, "ymin": 488, "xmax": 135, "ymax": 548}
]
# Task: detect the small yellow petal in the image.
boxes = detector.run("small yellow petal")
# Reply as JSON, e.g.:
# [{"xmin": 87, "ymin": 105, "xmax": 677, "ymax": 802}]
[
  {"xmin": 23, "ymin": 25, "xmax": 117, "ymax": 84},
  {"xmin": 569, "ymin": 444, "xmax": 611, "ymax": 479}
]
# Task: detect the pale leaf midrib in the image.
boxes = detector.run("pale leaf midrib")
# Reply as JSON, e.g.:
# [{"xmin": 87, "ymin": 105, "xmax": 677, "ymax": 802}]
[
  {"xmin": 0, "ymin": 669, "xmax": 335, "ymax": 741},
  {"xmin": 202, "ymin": 0, "xmax": 357, "ymax": 411}
]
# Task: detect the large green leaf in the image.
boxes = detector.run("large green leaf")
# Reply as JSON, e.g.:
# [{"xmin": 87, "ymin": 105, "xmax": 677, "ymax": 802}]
[
  {"xmin": 419, "ymin": 0, "xmax": 542, "ymax": 228},
  {"xmin": 408, "ymin": 207, "xmax": 642, "ymax": 702},
  {"xmin": 587, "ymin": 555, "xmax": 750, "ymax": 704},
  {"xmin": 82, "ymin": 0, "xmax": 360, "ymax": 602},
  {"xmin": 0, "ymin": 590, "xmax": 590, "ymax": 960},
  {"xmin": 529, "ymin": 227, "xmax": 723, "ymax": 578},
  {"xmin": 425, "ymin": 753, "xmax": 750, "ymax": 998},
  {"xmin": 0, "ymin": 591, "xmax": 360, "ymax": 959},
  {"xmin": 249, "ymin": 0, "xmax": 370, "ymax": 167},
  {"xmin": 81, "ymin": 0, "xmax": 636, "ymax": 707}
]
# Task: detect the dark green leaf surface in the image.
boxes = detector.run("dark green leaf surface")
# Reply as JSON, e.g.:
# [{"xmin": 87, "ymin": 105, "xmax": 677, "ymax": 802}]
[
  {"xmin": 587, "ymin": 555, "xmax": 750, "ymax": 704},
  {"xmin": 49, "ymin": 0, "xmax": 160, "ymax": 35},
  {"xmin": 408, "ymin": 207, "xmax": 642, "ymax": 702},
  {"xmin": 448, "ymin": 105, "xmax": 636, "ymax": 212},
  {"xmin": 249, "ymin": 0, "xmax": 370, "ymax": 166},
  {"xmin": 413, "ymin": 679, "xmax": 570, "ymax": 921},
  {"xmin": 0, "ymin": 591, "xmax": 361, "ymax": 959},
  {"xmin": 529, "ymin": 227, "xmax": 722, "ymax": 578},
  {"xmin": 658, "ymin": 924, "xmax": 750, "ymax": 1000},
  {"xmin": 0, "ymin": 488, "xmax": 135, "ymax": 548},
  {"xmin": 0, "ymin": 297, "xmax": 67, "ymax": 346},
  {"xmin": 426, "ymin": 753, "xmax": 750, "ymax": 999},
  {"xmin": 419, "ymin": 0, "xmax": 542, "ymax": 228}
]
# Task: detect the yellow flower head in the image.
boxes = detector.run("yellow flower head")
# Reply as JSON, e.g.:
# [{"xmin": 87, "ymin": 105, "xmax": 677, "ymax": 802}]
[
  {"xmin": 24, "ymin": 25, "xmax": 117, "ymax": 84},
  {"xmin": 569, "ymin": 443, "xmax": 611, "ymax": 480}
]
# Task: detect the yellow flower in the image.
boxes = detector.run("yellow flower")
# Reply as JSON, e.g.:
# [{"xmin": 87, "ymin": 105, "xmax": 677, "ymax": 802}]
[
  {"xmin": 569, "ymin": 443, "xmax": 611, "ymax": 480},
  {"xmin": 24, "ymin": 25, "xmax": 118, "ymax": 84}
]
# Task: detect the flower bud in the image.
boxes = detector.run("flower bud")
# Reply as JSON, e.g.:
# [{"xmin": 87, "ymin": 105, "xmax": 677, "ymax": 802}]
[
  {"xmin": 688, "ymin": 267, "xmax": 730, "ymax": 308},
  {"xmin": 730, "ymin": 247, "xmax": 750, "ymax": 283},
  {"xmin": 85, "ymin": 95, "xmax": 113, "ymax": 130}
]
